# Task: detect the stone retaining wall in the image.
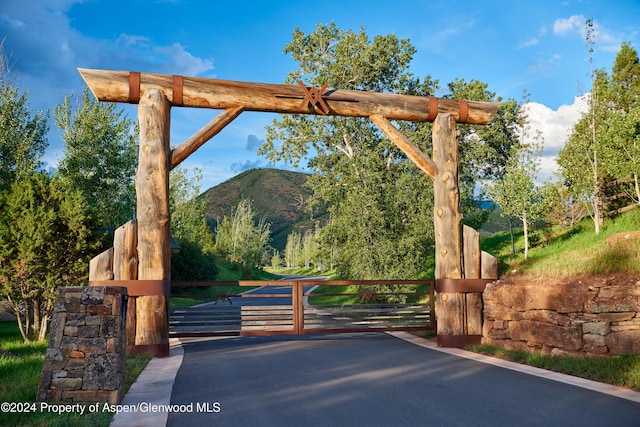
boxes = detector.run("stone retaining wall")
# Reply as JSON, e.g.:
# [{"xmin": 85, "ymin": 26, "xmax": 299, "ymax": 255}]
[
  {"xmin": 37, "ymin": 286, "xmax": 127, "ymax": 404},
  {"xmin": 483, "ymin": 276, "xmax": 640, "ymax": 356}
]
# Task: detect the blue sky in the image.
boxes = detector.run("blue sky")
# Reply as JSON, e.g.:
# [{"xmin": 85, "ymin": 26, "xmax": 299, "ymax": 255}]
[{"xmin": 1, "ymin": 0, "xmax": 639, "ymax": 189}]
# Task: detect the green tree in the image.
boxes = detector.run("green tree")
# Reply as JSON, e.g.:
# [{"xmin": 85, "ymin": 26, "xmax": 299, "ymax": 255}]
[
  {"xmin": 55, "ymin": 88, "xmax": 138, "ymax": 229},
  {"xmin": 602, "ymin": 42, "xmax": 640, "ymax": 204},
  {"xmin": 558, "ymin": 35, "xmax": 640, "ymax": 228},
  {"xmin": 214, "ymin": 199, "xmax": 271, "ymax": 273},
  {"xmin": 485, "ymin": 134, "xmax": 548, "ymax": 260},
  {"xmin": 0, "ymin": 45, "xmax": 48, "ymax": 190},
  {"xmin": 442, "ymin": 80, "xmax": 522, "ymax": 228},
  {"xmin": 284, "ymin": 231, "xmax": 303, "ymax": 268},
  {"xmin": 609, "ymin": 42, "xmax": 640, "ymax": 112},
  {"xmin": 170, "ymin": 167, "xmax": 217, "ymax": 281},
  {"xmin": 260, "ymin": 23, "xmax": 517, "ymax": 279},
  {"xmin": 0, "ymin": 173, "xmax": 99, "ymax": 341},
  {"xmin": 259, "ymin": 23, "xmax": 437, "ymax": 280}
]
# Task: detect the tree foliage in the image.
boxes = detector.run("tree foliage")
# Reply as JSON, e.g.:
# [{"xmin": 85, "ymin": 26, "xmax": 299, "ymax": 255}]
[
  {"xmin": 485, "ymin": 132, "xmax": 551, "ymax": 259},
  {"xmin": 0, "ymin": 173, "xmax": 99, "ymax": 341},
  {"xmin": 0, "ymin": 46, "xmax": 48, "ymax": 191},
  {"xmin": 260, "ymin": 23, "xmax": 518, "ymax": 279},
  {"xmin": 55, "ymin": 88, "xmax": 138, "ymax": 229},
  {"xmin": 214, "ymin": 199, "xmax": 271, "ymax": 274},
  {"xmin": 170, "ymin": 167, "xmax": 217, "ymax": 281},
  {"xmin": 559, "ymin": 29, "xmax": 640, "ymax": 232}
]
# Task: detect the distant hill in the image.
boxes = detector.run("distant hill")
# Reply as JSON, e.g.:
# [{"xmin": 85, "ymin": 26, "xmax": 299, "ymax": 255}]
[{"xmin": 202, "ymin": 168, "xmax": 328, "ymax": 250}]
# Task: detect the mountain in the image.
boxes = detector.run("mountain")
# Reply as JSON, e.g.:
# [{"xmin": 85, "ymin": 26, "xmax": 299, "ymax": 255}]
[{"xmin": 202, "ymin": 168, "xmax": 328, "ymax": 250}]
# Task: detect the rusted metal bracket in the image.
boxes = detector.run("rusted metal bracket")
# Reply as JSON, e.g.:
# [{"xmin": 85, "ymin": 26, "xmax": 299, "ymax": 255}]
[
  {"xmin": 89, "ymin": 279, "xmax": 170, "ymax": 296},
  {"xmin": 298, "ymin": 80, "xmax": 330, "ymax": 114},
  {"xmin": 128, "ymin": 71, "xmax": 140, "ymax": 103},
  {"xmin": 435, "ymin": 278, "xmax": 495, "ymax": 293},
  {"xmin": 274, "ymin": 80, "xmax": 359, "ymax": 114},
  {"xmin": 437, "ymin": 334, "xmax": 482, "ymax": 348},
  {"xmin": 172, "ymin": 75, "xmax": 183, "ymax": 105}
]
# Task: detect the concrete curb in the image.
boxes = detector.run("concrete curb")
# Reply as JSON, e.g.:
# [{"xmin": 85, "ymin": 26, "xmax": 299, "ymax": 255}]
[
  {"xmin": 387, "ymin": 331, "xmax": 640, "ymax": 404},
  {"xmin": 110, "ymin": 338, "xmax": 184, "ymax": 427}
]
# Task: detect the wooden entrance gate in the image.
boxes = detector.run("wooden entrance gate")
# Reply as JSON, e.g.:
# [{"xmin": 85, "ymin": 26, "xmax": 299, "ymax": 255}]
[
  {"xmin": 169, "ymin": 280, "xmax": 435, "ymax": 337},
  {"xmin": 81, "ymin": 68, "xmax": 501, "ymax": 356}
]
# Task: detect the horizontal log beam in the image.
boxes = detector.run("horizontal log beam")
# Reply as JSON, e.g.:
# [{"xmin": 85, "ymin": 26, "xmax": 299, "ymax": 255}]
[{"xmin": 78, "ymin": 68, "xmax": 500, "ymax": 125}]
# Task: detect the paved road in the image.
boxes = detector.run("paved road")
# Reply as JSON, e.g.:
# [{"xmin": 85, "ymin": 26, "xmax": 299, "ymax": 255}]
[{"xmin": 166, "ymin": 333, "xmax": 640, "ymax": 427}]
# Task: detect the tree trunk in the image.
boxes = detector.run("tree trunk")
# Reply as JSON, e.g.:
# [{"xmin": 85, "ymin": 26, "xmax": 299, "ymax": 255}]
[
  {"xmin": 38, "ymin": 315, "xmax": 49, "ymax": 342},
  {"xmin": 593, "ymin": 151, "xmax": 603, "ymax": 234},
  {"xmin": 135, "ymin": 88, "xmax": 171, "ymax": 357},
  {"xmin": 33, "ymin": 298, "xmax": 41, "ymax": 341},
  {"xmin": 523, "ymin": 210, "xmax": 529, "ymax": 260},
  {"xmin": 508, "ymin": 217, "xmax": 515, "ymax": 256}
]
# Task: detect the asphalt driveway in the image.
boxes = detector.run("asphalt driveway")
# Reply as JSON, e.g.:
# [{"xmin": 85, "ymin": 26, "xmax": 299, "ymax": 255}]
[{"xmin": 166, "ymin": 333, "xmax": 640, "ymax": 427}]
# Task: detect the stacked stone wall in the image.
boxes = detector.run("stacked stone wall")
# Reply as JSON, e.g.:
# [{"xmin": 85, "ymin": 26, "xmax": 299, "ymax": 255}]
[
  {"xmin": 483, "ymin": 277, "xmax": 640, "ymax": 356},
  {"xmin": 37, "ymin": 286, "xmax": 127, "ymax": 404}
]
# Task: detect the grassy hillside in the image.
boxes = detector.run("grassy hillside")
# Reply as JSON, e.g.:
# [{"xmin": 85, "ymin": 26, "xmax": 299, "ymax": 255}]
[
  {"xmin": 481, "ymin": 209, "xmax": 640, "ymax": 278},
  {"xmin": 202, "ymin": 168, "xmax": 328, "ymax": 250}
]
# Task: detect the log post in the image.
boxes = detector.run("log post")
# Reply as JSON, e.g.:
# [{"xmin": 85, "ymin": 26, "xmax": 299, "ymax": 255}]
[
  {"xmin": 463, "ymin": 225, "xmax": 483, "ymax": 336},
  {"xmin": 433, "ymin": 113, "xmax": 465, "ymax": 346},
  {"xmin": 113, "ymin": 219, "xmax": 138, "ymax": 353},
  {"xmin": 134, "ymin": 89, "xmax": 171, "ymax": 357},
  {"xmin": 89, "ymin": 248, "xmax": 114, "ymax": 281},
  {"xmin": 481, "ymin": 251, "xmax": 499, "ymax": 280}
]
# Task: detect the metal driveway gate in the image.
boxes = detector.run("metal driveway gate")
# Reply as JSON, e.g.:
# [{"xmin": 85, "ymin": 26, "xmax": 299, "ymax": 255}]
[{"xmin": 169, "ymin": 280, "xmax": 435, "ymax": 338}]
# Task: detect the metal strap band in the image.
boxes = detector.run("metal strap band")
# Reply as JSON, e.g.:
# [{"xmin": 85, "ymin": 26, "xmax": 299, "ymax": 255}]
[
  {"xmin": 172, "ymin": 75, "xmax": 183, "ymax": 105},
  {"xmin": 437, "ymin": 334, "xmax": 482, "ymax": 348},
  {"xmin": 89, "ymin": 279, "xmax": 170, "ymax": 296},
  {"xmin": 128, "ymin": 72, "xmax": 140, "ymax": 103},
  {"xmin": 435, "ymin": 278, "xmax": 495, "ymax": 293},
  {"xmin": 127, "ymin": 343, "xmax": 170, "ymax": 358},
  {"xmin": 426, "ymin": 96, "xmax": 439, "ymax": 122},
  {"xmin": 458, "ymin": 100, "xmax": 469, "ymax": 123}
]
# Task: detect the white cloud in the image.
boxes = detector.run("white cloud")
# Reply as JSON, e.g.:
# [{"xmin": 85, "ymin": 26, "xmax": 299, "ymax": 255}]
[
  {"xmin": 154, "ymin": 43, "xmax": 214, "ymax": 77},
  {"xmin": 522, "ymin": 95, "xmax": 589, "ymax": 180},
  {"xmin": 553, "ymin": 15, "xmax": 585, "ymax": 36},
  {"xmin": 0, "ymin": 13, "xmax": 24, "ymax": 29},
  {"xmin": 553, "ymin": 15, "xmax": 626, "ymax": 52},
  {"xmin": 519, "ymin": 37, "xmax": 538, "ymax": 49},
  {"xmin": 528, "ymin": 53, "xmax": 561, "ymax": 74},
  {"xmin": 0, "ymin": 0, "xmax": 216, "ymax": 170},
  {"xmin": 246, "ymin": 134, "xmax": 264, "ymax": 151},
  {"xmin": 419, "ymin": 18, "xmax": 477, "ymax": 52}
]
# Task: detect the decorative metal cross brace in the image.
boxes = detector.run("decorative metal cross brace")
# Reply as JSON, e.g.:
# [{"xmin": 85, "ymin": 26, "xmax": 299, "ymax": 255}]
[
  {"xmin": 359, "ymin": 288, "xmax": 378, "ymax": 303},
  {"xmin": 297, "ymin": 80, "xmax": 330, "ymax": 114}
]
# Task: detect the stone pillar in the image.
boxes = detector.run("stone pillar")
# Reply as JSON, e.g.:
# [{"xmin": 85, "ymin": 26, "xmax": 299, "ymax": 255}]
[{"xmin": 38, "ymin": 286, "xmax": 127, "ymax": 404}]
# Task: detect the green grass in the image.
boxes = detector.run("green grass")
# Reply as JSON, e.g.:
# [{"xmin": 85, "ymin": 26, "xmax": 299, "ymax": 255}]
[
  {"xmin": 466, "ymin": 209, "xmax": 640, "ymax": 392},
  {"xmin": 468, "ymin": 344, "xmax": 640, "ymax": 391},
  {"xmin": 0, "ymin": 321, "xmax": 150, "ymax": 427},
  {"xmin": 481, "ymin": 209, "xmax": 640, "ymax": 277},
  {"xmin": 307, "ymin": 283, "xmax": 433, "ymax": 306},
  {"xmin": 265, "ymin": 265, "xmax": 339, "ymax": 279},
  {"xmin": 307, "ymin": 284, "xmax": 361, "ymax": 305},
  {"xmin": 170, "ymin": 260, "xmax": 282, "ymax": 308}
]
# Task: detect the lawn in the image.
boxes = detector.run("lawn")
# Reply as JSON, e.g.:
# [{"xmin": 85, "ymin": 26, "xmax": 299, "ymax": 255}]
[
  {"xmin": 481, "ymin": 209, "xmax": 640, "ymax": 277},
  {"xmin": 170, "ymin": 261, "xmax": 282, "ymax": 308},
  {"xmin": 0, "ymin": 321, "xmax": 150, "ymax": 427},
  {"xmin": 468, "ymin": 344, "xmax": 640, "ymax": 391}
]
